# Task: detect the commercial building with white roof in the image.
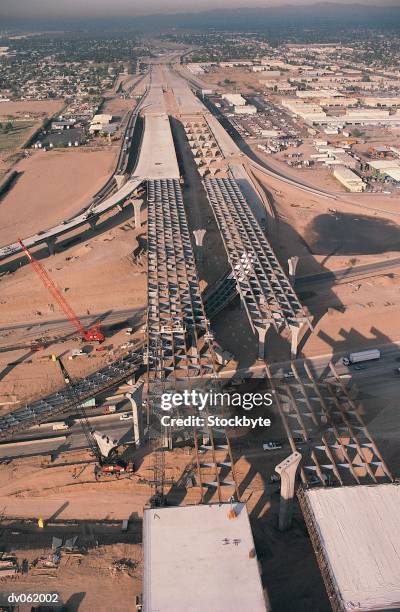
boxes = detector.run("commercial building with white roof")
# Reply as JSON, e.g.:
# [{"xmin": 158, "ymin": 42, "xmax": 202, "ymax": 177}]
[
  {"xmin": 222, "ymin": 93, "xmax": 247, "ymax": 106},
  {"xmin": 333, "ymin": 166, "xmax": 365, "ymax": 192}
]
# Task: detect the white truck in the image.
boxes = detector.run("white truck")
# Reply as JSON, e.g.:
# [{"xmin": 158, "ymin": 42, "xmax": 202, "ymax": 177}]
[{"xmin": 342, "ymin": 349, "xmax": 380, "ymax": 366}]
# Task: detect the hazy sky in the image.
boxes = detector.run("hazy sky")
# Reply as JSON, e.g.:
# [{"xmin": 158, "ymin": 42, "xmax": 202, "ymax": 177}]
[{"xmin": 1, "ymin": 0, "xmax": 398, "ymax": 20}]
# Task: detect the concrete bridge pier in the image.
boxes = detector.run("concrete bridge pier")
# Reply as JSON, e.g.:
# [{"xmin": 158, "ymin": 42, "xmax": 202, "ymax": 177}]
[
  {"xmin": 125, "ymin": 380, "xmax": 145, "ymax": 447},
  {"xmin": 288, "ymin": 256, "xmax": 299, "ymax": 285},
  {"xmin": 275, "ymin": 452, "xmax": 302, "ymax": 531},
  {"xmin": 133, "ymin": 199, "xmax": 143, "ymax": 229},
  {"xmin": 192, "ymin": 229, "xmax": 206, "ymax": 263},
  {"xmin": 214, "ymin": 344, "xmax": 233, "ymax": 366},
  {"xmin": 88, "ymin": 217, "xmax": 97, "ymax": 231},
  {"xmin": 289, "ymin": 321, "xmax": 308, "ymax": 359},
  {"xmin": 114, "ymin": 174, "xmax": 127, "ymax": 190},
  {"xmin": 45, "ymin": 237, "xmax": 57, "ymax": 256},
  {"xmin": 255, "ymin": 323, "xmax": 270, "ymax": 360}
]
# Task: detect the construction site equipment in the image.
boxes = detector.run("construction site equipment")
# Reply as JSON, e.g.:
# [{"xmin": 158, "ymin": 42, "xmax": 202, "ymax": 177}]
[
  {"xmin": 55, "ymin": 357, "xmax": 133, "ymax": 478},
  {"xmin": 18, "ymin": 239, "xmax": 105, "ymax": 343},
  {"xmin": 0, "ymin": 350, "xmax": 142, "ymax": 440}
]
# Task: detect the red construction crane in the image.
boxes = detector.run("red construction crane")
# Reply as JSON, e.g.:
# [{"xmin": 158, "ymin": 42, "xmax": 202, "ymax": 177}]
[{"xmin": 18, "ymin": 238, "xmax": 105, "ymax": 343}]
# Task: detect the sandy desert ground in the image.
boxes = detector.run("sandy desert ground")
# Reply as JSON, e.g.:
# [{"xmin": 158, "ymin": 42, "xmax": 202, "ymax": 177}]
[
  {"xmin": 0, "ymin": 100, "xmax": 64, "ymax": 120},
  {"xmin": 0, "ymin": 214, "xmax": 147, "ymax": 405},
  {"xmin": 0, "ymin": 148, "xmax": 118, "ymax": 246}
]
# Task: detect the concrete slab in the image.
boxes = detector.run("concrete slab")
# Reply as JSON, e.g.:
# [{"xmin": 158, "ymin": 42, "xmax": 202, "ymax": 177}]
[
  {"xmin": 134, "ymin": 114, "xmax": 179, "ymax": 180},
  {"xmin": 303, "ymin": 484, "xmax": 400, "ymax": 611},
  {"xmin": 205, "ymin": 114, "xmax": 242, "ymax": 158},
  {"xmin": 143, "ymin": 503, "xmax": 268, "ymax": 612}
]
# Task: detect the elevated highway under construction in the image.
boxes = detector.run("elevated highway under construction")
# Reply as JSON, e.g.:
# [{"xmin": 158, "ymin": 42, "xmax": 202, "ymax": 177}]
[
  {"xmin": 0, "ymin": 54, "xmax": 398, "ymax": 612},
  {"xmin": 0, "ymin": 62, "xmax": 394, "ymax": 501},
  {"xmin": 0, "ymin": 63, "xmax": 315, "ymax": 439}
]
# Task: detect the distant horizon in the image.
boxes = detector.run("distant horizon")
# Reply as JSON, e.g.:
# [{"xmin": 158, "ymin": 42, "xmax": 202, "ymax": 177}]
[{"xmin": 1, "ymin": 0, "xmax": 400, "ymax": 22}]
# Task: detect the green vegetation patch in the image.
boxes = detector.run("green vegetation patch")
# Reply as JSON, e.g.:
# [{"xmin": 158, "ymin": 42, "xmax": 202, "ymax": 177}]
[{"xmin": 0, "ymin": 120, "xmax": 35, "ymax": 152}]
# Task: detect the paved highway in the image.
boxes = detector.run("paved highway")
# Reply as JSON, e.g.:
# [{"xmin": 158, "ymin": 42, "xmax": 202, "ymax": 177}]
[
  {"xmin": 216, "ymin": 338, "xmax": 400, "ymax": 402},
  {"xmin": 297, "ymin": 256, "xmax": 400, "ymax": 287},
  {"xmin": 4, "ymin": 340, "xmax": 399, "ymax": 459},
  {"xmin": 0, "ymin": 411, "xmax": 133, "ymax": 459}
]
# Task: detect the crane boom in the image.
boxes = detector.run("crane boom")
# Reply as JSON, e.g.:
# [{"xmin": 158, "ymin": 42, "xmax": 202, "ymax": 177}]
[
  {"xmin": 56, "ymin": 356, "xmax": 102, "ymax": 463},
  {"xmin": 54, "ymin": 357, "xmax": 133, "ymax": 478},
  {"xmin": 18, "ymin": 239, "xmax": 104, "ymax": 342}
]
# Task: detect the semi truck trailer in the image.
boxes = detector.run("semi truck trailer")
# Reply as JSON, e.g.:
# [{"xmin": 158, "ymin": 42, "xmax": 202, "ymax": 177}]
[{"xmin": 342, "ymin": 349, "xmax": 380, "ymax": 366}]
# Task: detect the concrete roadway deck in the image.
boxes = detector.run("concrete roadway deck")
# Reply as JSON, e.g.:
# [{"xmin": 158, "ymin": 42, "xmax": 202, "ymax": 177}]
[
  {"xmin": 166, "ymin": 70, "xmax": 205, "ymax": 115},
  {"xmin": 134, "ymin": 114, "xmax": 179, "ymax": 180}
]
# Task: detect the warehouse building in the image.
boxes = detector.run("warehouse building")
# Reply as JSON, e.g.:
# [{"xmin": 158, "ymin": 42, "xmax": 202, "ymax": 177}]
[
  {"xmin": 345, "ymin": 108, "xmax": 390, "ymax": 120},
  {"xmin": 299, "ymin": 484, "xmax": 400, "ymax": 612},
  {"xmin": 89, "ymin": 113, "xmax": 113, "ymax": 134},
  {"xmin": 143, "ymin": 503, "xmax": 269, "ymax": 612},
  {"xmin": 222, "ymin": 93, "xmax": 247, "ymax": 106},
  {"xmin": 333, "ymin": 165, "xmax": 365, "ymax": 192},
  {"xmin": 281, "ymin": 100, "xmax": 328, "ymax": 123}
]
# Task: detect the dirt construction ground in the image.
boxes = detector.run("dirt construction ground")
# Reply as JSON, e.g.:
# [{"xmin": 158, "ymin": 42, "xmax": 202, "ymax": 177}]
[
  {"xmin": 0, "ymin": 215, "xmax": 147, "ymax": 406},
  {"xmin": 249, "ymin": 168, "xmax": 400, "ymax": 360},
  {"xmin": 0, "ymin": 147, "xmax": 118, "ymax": 246},
  {"xmin": 0, "ymin": 415, "xmax": 331, "ymax": 611},
  {"xmin": 0, "ymin": 100, "xmax": 64, "ymax": 121}
]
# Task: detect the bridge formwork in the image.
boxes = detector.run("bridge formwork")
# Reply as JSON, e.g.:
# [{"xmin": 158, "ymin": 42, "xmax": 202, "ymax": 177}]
[{"xmin": 203, "ymin": 177, "xmax": 311, "ymax": 359}]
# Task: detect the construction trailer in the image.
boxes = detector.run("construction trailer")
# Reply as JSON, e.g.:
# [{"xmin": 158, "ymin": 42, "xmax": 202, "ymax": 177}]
[
  {"xmin": 142, "ymin": 503, "xmax": 269, "ymax": 612},
  {"xmin": 298, "ymin": 484, "xmax": 400, "ymax": 612}
]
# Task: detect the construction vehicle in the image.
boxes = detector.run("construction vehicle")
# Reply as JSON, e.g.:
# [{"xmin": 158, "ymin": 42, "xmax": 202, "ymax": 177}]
[
  {"xmin": 18, "ymin": 239, "xmax": 104, "ymax": 343},
  {"xmin": 103, "ymin": 405, "xmax": 117, "ymax": 414},
  {"xmin": 55, "ymin": 357, "xmax": 134, "ymax": 478}
]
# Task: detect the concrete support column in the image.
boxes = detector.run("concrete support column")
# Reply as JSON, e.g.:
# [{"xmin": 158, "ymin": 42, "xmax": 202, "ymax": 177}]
[
  {"xmin": 255, "ymin": 323, "xmax": 270, "ymax": 361},
  {"xmin": 288, "ymin": 256, "xmax": 299, "ymax": 285},
  {"xmin": 114, "ymin": 174, "xmax": 127, "ymax": 190},
  {"xmin": 289, "ymin": 321, "xmax": 307, "ymax": 359},
  {"xmin": 125, "ymin": 380, "xmax": 144, "ymax": 447},
  {"xmin": 162, "ymin": 427, "xmax": 172, "ymax": 450},
  {"xmin": 192, "ymin": 229, "xmax": 206, "ymax": 263},
  {"xmin": 133, "ymin": 200, "xmax": 143, "ymax": 229},
  {"xmin": 46, "ymin": 237, "xmax": 56, "ymax": 256},
  {"xmin": 88, "ymin": 217, "xmax": 97, "ymax": 231},
  {"xmin": 214, "ymin": 344, "xmax": 233, "ymax": 366},
  {"xmin": 275, "ymin": 452, "xmax": 302, "ymax": 531}
]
